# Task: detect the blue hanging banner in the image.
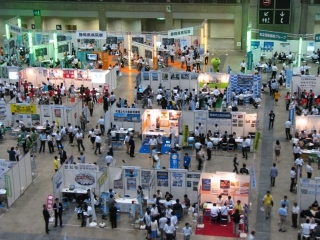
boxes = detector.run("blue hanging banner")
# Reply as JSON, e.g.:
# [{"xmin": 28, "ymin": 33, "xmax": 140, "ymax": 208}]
[
  {"xmin": 289, "ymin": 107, "xmax": 295, "ymax": 125},
  {"xmin": 285, "ymin": 69, "xmax": 293, "ymax": 89},
  {"xmin": 169, "ymin": 153, "xmax": 180, "ymax": 169}
]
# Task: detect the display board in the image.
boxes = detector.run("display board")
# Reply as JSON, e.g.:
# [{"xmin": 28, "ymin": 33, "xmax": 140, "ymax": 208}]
[
  {"xmin": 299, "ymin": 178, "xmax": 320, "ymax": 210},
  {"xmin": 295, "ymin": 115, "xmax": 320, "ymax": 134},
  {"xmin": 292, "ymin": 76, "xmax": 320, "ymax": 94},
  {"xmin": 198, "ymin": 73, "xmax": 230, "ymax": 89}
]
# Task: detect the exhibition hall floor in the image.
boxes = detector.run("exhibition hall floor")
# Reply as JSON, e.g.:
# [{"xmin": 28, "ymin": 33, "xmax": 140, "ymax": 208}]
[{"xmin": 0, "ymin": 50, "xmax": 318, "ymax": 240}]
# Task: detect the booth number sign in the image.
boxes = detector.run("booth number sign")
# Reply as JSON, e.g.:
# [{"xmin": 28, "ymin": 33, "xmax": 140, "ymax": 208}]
[{"xmin": 168, "ymin": 27, "xmax": 194, "ymax": 38}]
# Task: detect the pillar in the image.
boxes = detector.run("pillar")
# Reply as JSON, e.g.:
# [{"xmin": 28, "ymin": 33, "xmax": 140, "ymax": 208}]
[
  {"xmin": 98, "ymin": 10, "xmax": 106, "ymax": 31},
  {"xmin": 153, "ymin": 34, "xmax": 158, "ymax": 70},
  {"xmin": 241, "ymin": 0, "xmax": 249, "ymax": 51},
  {"xmin": 127, "ymin": 33, "xmax": 132, "ymax": 70},
  {"xmin": 299, "ymin": 0, "xmax": 308, "ymax": 34},
  {"xmin": 34, "ymin": 16, "xmax": 42, "ymax": 30},
  {"xmin": 165, "ymin": 12, "xmax": 173, "ymax": 30}
]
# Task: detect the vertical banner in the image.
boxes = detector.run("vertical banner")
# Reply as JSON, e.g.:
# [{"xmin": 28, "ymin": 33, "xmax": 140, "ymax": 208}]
[
  {"xmin": 5, "ymin": 174, "xmax": 12, "ymax": 197},
  {"xmin": 289, "ymin": 106, "xmax": 295, "ymax": 125},
  {"xmin": 169, "ymin": 153, "xmax": 180, "ymax": 169},
  {"xmin": 250, "ymin": 160, "xmax": 257, "ymax": 189},
  {"xmin": 46, "ymin": 194, "xmax": 54, "ymax": 210},
  {"xmin": 182, "ymin": 124, "xmax": 189, "ymax": 147},
  {"xmin": 246, "ymin": 51, "xmax": 253, "ymax": 71},
  {"xmin": 52, "ymin": 167, "xmax": 64, "ymax": 199},
  {"xmin": 285, "ymin": 69, "xmax": 293, "ymax": 89},
  {"xmin": 253, "ymin": 131, "xmax": 260, "ymax": 151}
]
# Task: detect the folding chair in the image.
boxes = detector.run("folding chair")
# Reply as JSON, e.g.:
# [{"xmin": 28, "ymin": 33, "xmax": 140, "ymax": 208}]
[{"xmin": 220, "ymin": 215, "xmax": 228, "ymax": 226}]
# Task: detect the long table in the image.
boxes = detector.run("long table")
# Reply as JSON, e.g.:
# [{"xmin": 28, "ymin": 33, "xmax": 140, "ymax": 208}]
[
  {"xmin": 116, "ymin": 198, "xmax": 138, "ymax": 212},
  {"xmin": 209, "ymin": 137, "xmax": 243, "ymax": 144}
]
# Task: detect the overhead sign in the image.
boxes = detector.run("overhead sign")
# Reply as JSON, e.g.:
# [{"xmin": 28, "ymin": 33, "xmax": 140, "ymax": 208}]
[
  {"xmin": 76, "ymin": 31, "xmax": 106, "ymax": 39},
  {"xmin": 259, "ymin": 10, "xmax": 274, "ymax": 24},
  {"xmin": 275, "ymin": 10, "xmax": 290, "ymax": 24},
  {"xmin": 260, "ymin": 0, "xmax": 274, "ymax": 9},
  {"xmin": 315, "ymin": 34, "xmax": 320, "ymax": 43},
  {"xmin": 246, "ymin": 51, "xmax": 253, "ymax": 71},
  {"xmin": 33, "ymin": 10, "xmax": 41, "ymax": 16},
  {"xmin": 10, "ymin": 104, "xmax": 37, "ymax": 114},
  {"xmin": 168, "ymin": 27, "xmax": 193, "ymax": 38},
  {"xmin": 258, "ymin": 30, "xmax": 287, "ymax": 42},
  {"xmin": 9, "ymin": 24, "xmax": 22, "ymax": 35}
]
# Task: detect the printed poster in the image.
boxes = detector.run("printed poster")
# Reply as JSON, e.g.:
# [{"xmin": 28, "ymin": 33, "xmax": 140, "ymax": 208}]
[
  {"xmin": 114, "ymin": 179, "xmax": 123, "ymax": 189},
  {"xmin": 127, "ymin": 177, "xmax": 136, "ymax": 190},
  {"xmin": 125, "ymin": 169, "xmax": 138, "ymax": 178},
  {"xmin": 74, "ymin": 170, "xmax": 96, "ymax": 188},
  {"xmin": 53, "ymin": 167, "xmax": 64, "ymax": 198},
  {"xmin": 172, "ymin": 172, "xmax": 183, "ymax": 187},
  {"xmin": 202, "ymin": 178, "xmax": 211, "ymax": 191},
  {"xmin": 141, "ymin": 170, "xmax": 151, "ymax": 190},
  {"xmin": 157, "ymin": 171, "xmax": 168, "ymax": 187}
]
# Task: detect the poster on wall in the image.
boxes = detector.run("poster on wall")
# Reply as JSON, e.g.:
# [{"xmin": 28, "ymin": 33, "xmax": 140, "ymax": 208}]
[
  {"xmin": 63, "ymin": 69, "xmax": 75, "ymax": 79},
  {"xmin": 172, "ymin": 172, "xmax": 183, "ymax": 187},
  {"xmin": 143, "ymin": 72, "xmax": 150, "ymax": 81},
  {"xmin": 159, "ymin": 111, "xmax": 170, "ymax": 127},
  {"xmin": 127, "ymin": 177, "xmax": 137, "ymax": 190},
  {"xmin": 125, "ymin": 169, "xmax": 138, "ymax": 178},
  {"xmin": 76, "ymin": 70, "xmax": 89, "ymax": 81},
  {"xmin": 74, "ymin": 171, "xmax": 96, "ymax": 188},
  {"xmin": 239, "ymin": 181, "xmax": 250, "ymax": 195},
  {"xmin": 157, "ymin": 171, "xmax": 168, "ymax": 187},
  {"xmin": 0, "ymin": 160, "xmax": 8, "ymax": 181},
  {"xmin": 141, "ymin": 170, "xmax": 151, "ymax": 190},
  {"xmin": 114, "ymin": 179, "xmax": 123, "ymax": 189},
  {"xmin": 202, "ymin": 178, "xmax": 211, "ymax": 191},
  {"xmin": 10, "ymin": 104, "xmax": 37, "ymax": 114}
]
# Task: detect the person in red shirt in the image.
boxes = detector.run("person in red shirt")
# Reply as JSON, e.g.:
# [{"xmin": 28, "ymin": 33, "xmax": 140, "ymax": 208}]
[
  {"xmin": 91, "ymin": 88, "xmax": 97, "ymax": 103},
  {"xmin": 85, "ymin": 87, "xmax": 91, "ymax": 102},
  {"xmin": 57, "ymin": 85, "xmax": 61, "ymax": 98},
  {"xmin": 49, "ymin": 89, "xmax": 54, "ymax": 97},
  {"xmin": 29, "ymin": 85, "xmax": 35, "ymax": 102},
  {"xmin": 23, "ymin": 80, "xmax": 28, "ymax": 94}
]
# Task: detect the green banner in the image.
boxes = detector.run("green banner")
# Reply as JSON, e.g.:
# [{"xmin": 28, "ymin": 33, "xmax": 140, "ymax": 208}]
[
  {"xmin": 5, "ymin": 175, "xmax": 12, "ymax": 197},
  {"xmin": 246, "ymin": 51, "xmax": 253, "ymax": 71},
  {"xmin": 98, "ymin": 170, "xmax": 108, "ymax": 188},
  {"xmin": 253, "ymin": 132, "xmax": 261, "ymax": 151},
  {"xmin": 182, "ymin": 124, "xmax": 189, "ymax": 147},
  {"xmin": 315, "ymin": 34, "xmax": 320, "ymax": 43},
  {"xmin": 258, "ymin": 30, "xmax": 287, "ymax": 42}
]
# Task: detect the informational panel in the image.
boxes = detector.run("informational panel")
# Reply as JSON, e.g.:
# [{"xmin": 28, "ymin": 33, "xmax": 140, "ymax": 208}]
[
  {"xmin": 231, "ymin": 112, "xmax": 246, "ymax": 137},
  {"xmin": 299, "ymin": 178, "xmax": 320, "ymax": 210},
  {"xmin": 186, "ymin": 172, "xmax": 201, "ymax": 204},
  {"xmin": 207, "ymin": 112, "xmax": 232, "ymax": 135},
  {"xmin": 170, "ymin": 170, "xmax": 187, "ymax": 201}
]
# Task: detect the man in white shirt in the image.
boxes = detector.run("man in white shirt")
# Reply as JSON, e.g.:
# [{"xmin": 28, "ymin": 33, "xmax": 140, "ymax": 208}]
[
  {"xmin": 271, "ymin": 64, "xmax": 278, "ymax": 79},
  {"xmin": 313, "ymin": 130, "xmax": 320, "ymax": 149},
  {"xmin": 159, "ymin": 216, "xmax": 168, "ymax": 239},
  {"xmin": 291, "ymin": 202, "xmax": 300, "ymax": 228},
  {"xmin": 75, "ymin": 130, "xmax": 85, "ymax": 152},
  {"xmin": 97, "ymin": 116, "xmax": 105, "ymax": 136},
  {"xmin": 194, "ymin": 127, "xmax": 200, "ymax": 139},
  {"xmin": 213, "ymin": 86, "xmax": 220, "ymax": 98},
  {"xmin": 124, "ymin": 133, "xmax": 130, "ymax": 154},
  {"xmin": 301, "ymin": 219, "xmax": 312, "ymax": 237},
  {"xmin": 210, "ymin": 203, "xmax": 219, "ymax": 218},
  {"xmin": 240, "ymin": 60, "xmax": 246, "ymax": 73},
  {"xmin": 306, "ymin": 162, "xmax": 313, "ymax": 178},
  {"xmin": 94, "ymin": 134, "xmax": 102, "ymax": 155},
  {"xmin": 293, "ymin": 144, "xmax": 301, "ymax": 160},
  {"xmin": 105, "ymin": 154, "xmax": 113, "ymax": 167},
  {"xmin": 312, "ymin": 106, "xmax": 319, "ymax": 115},
  {"xmin": 78, "ymin": 152, "xmax": 86, "ymax": 163},
  {"xmin": 295, "ymin": 156, "xmax": 303, "ymax": 178},
  {"xmin": 284, "ymin": 120, "xmax": 292, "ymax": 140},
  {"xmin": 148, "ymin": 136, "xmax": 157, "ymax": 158},
  {"xmin": 206, "ymin": 140, "xmax": 213, "ymax": 160},
  {"xmin": 194, "ymin": 140, "xmax": 202, "ymax": 153}
]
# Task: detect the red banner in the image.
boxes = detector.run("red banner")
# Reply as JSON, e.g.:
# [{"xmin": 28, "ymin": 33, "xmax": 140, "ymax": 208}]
[
  {"xmin": 63, "ymin": 70, "xmax": 75, "ymax": 79},
  {"xmin": 46, "ymin": 194, "xmax": 54, "ymax": 210}
]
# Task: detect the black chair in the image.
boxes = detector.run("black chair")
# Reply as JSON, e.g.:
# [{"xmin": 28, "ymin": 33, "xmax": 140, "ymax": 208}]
[
  {"xmin": 221, "ymin": 143, "xmax": 228, "ymax": 151},
  {"xmin": 220, "ymin": 215, "xmax": 228, "ymax": 226}
]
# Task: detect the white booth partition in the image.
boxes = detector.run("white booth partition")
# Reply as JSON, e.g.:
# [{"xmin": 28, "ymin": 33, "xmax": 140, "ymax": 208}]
[
  {"xmin": 5, "ymin": 152, "xmax": 32, "ymax": 208},
  {"xmin": 292, "ymin": 75, "xmax": 320, "ymax": 94},
  {"xmin": 186, "ymin": 172, "xmax": 201, "ymax": 205},
  {"xmin": 299, "ymin": 178, "xmax": 320, "ymax": 211},
  {"xmin": 169, "ymin": 169, "xmax": 188, "ymax": 202},
  {"xmin": 198, "ymin": 171, "xmax": 250, "ymax": 206},
  {"xmin": 295, "ymin": 115, "xmax": 320, "ymax": 134}
]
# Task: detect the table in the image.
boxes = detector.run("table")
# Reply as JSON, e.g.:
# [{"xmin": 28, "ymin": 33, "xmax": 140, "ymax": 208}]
[
  {"xmin": 36, "ymin": 126, "xmax": 46, "ymax": 131},
  {"xmin": 62, "ymin": 188, "xmax": 88, "ymax": 194},
  {"xmin": 111, "ymin": 130, "xmax": 128, "ymax": 135},
  {"xmin": 144, "ymin": 131, "xmax": 167, "ymax": 137},
  {"xmin": 116, "ymin": 198, "xmax": 139, "ymax": 212},
  {"xmin": 209, "ymin": 137, "xmax": 243, "ymax": 144},
  {"xmin": 159, "ymin": 199, "xmax": 186, "ymax": 208},
  {"xmin": 205, "ymin": 204, "xmax": 233, "ymax": 213},
  {"xmin": 301, "ymin": 149, "xmax": 319, "ymax": 162}
]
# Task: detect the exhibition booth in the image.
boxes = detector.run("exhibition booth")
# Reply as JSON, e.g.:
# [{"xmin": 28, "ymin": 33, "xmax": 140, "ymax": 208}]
[
  {"xmin": 19, "ymin": 67, "xmax": 117, "ymax": 91},
  {"xmin": 292, "ymin": 75, "xmax": 320, "ymax": 96},
  {"xmin": 5, "ymin": 98, "xmax": 82, "ymax": 130},
  {"xmin": 2, "ymin": 152, "xmax": 33, "ymax": 208},
  {"xmin": 198, "ymin": 72, "xmax": 230, "ymax": 90},
  {"xmin": 298, "ymin": 178, "xmax": 320, "ymax": 211}
]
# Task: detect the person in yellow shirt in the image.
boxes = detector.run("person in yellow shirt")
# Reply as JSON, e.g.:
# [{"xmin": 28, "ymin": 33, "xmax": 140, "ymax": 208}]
[
  {"xmin": 234, "ymin": 200, "xmax": 243, "ymax": 215},
  {"xmin": 274, "ymin": 90, "xmax": 280, "ymax": 106},
  {"xmin": 262, "ymin": 191, "xmax": 273, "ymax": 219},
  {"xmin": 53, "ymin": 156, "xmax": 59, "ymax": 172}
]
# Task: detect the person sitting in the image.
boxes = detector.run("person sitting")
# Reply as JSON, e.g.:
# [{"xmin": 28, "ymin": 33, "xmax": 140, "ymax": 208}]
[
  {"xmin": 301, "ymin": 219, "xmax": 312, "ymax": 238},
  {"xmin": 156, "ymin": 190, "xmax": 163, "ymax": 199},
  {"xmin": 312, "ymin": 201, "xmax": 319, "ymax": 209},
  {"xmin": 220, "ymin": 203, "xmax": 229, "ymax": 217},
  {"xmin": 210, "ymin": 203, "xmax": 219, "ymax": 218},
  {"xmin": 183, "ymin": 194, "xmax": 191, "ymax": 208},
  {"xmin": 240, "ymin": 164, "xmax": 249, "ymax": 174},
  {"xmin": 163, "ymin": 197, "xmax": 172, "ymax": 209},
  {"xmin": 172, "ymin": 199, "xmax": 183, "ymax": 212},
  {"xmin": 314, "ymin": 223, "xmax": 320, "ymax": 238},
  {"xmin": 165, "ymin": 192, "xmax": 173, "ymax": 200},
  {"xmin": 314, "ymin": 207, "xmax": 320, "ymax": 219},
  {"xmin": 225, "ymin": 196, "xmax": 234, "ymax": 208},
  {"xmin": 228, "ymin": 135, "xmax": 237, "ymax": 149}
]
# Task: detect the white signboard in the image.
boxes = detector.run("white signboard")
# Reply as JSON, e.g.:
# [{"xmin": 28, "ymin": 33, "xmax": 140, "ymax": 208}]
[
  {"xmin": 168, "ymin": 27, "xmax": 193, "ymax": 38},
  {"xmin": 76, "ymin": 31, "xmax": 106, "ymax": 39},
  {"xmin": 9, "ymin": 24, "xmax": 21, "ymax": 35}
]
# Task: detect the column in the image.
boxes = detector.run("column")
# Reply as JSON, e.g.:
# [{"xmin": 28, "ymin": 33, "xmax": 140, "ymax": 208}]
[
  {"xmin": 299, "ymin": 0, "xmax": 308, "ymax": 34},
  {"xmin": 98, "ymin": 9, "xmax": 106, "ymax": 31},
  {"xmin": 241, "ymin": 0, "xmax": 249, "ymax": 51},
  {"xmin": 165, "ymin": 12, "xmax": 173, "ymax": 30},
  {"xmin": 127, "ymin": 33, "xmax": 132, "ymax": 70},
  {"xmin": 153, "ymin": 34, "xmax": 158, "ymax": 70},
  {"xmin": 34, "ymin": 16, "xmax": 42, "ymax": 30}
]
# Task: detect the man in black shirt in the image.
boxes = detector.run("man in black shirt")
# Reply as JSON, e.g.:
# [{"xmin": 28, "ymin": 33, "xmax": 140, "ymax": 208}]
[
  {"xmin": 172, "ymin": 199, "xmax": 183, "ymax": 213},
  {"xmin": 240, "ymin": 164, "xmax": 249, "ymax": 174},
  {"xmin": 42, "ymin": 204, "xmax": 50, "ymax": 234},
  {"xmin": 269, "ymin": 110, "xmax": 275, "ymax": 130}
]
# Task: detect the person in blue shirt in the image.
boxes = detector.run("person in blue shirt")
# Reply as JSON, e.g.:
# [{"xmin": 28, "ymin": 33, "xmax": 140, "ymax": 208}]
[
  {"xmin": 183, "ymin": 153, "xmax": 191, "ymax": 170},
  {"xmin": 280, "ymin": 195, "xmax": 290, "ymax": 209},
  {"xmin": 7, "ymin": 147, "xmax": 16, "ymax": 161},
  {"xmin": 278, "ymin": 204, "xmax": 288, "ymax": 232},
  {"xmin": 167, "ymin": 101, "xmax": 174, "ymax": 110}
]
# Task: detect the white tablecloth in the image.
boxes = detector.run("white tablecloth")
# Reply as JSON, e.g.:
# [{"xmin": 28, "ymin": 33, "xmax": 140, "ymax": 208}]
[
  {"xmin": 116, "ymin": 198, "xmax": 138, "ymax": 212},
  {"xmin": 62, "ymin": 188, "xmax": 88, "ymax": 194}
]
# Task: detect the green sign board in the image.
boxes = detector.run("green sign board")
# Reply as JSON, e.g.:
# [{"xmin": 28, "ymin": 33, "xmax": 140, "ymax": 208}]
[
  {"xmin": 33, "ymin": 10, "xmax": 41, "ymax": 16},
  {"xmin": 246, "ymin": 51, "xmax": 253, "ymax": 71},
  {"xmin": 315, "ymin": 34, "xmax": 320, "ymax": 43},
  {"xmin": 253, "ymin": 132, "xmax": 261, "ymax": 151},
  {"xmin": 5, "ymin": 175, "xmax": 12, "ymax": 197},
  {"xmin": 258, "ymin": 30, "xmax": 287, "ymax": 42}
]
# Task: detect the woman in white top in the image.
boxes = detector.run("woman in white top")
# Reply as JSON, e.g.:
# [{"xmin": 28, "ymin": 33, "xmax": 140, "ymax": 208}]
[
  {"xmin": 217, "ymin": 195, "xmax": 224, "ymax": 207},
  {"xmin": 150, "ymin": 218, "xmax": 158, "ymax": 240},
  {"xmin": 151, "ymin": 204, "xmax": 159, "ymax": 218},
  {"xmin": 165, "ymin": 206, "xmax": 173, "ymax": 219}
]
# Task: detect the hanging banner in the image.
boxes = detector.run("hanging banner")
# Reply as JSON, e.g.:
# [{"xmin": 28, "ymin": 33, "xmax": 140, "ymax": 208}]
[
  {"xmin": 250, "ymin": 160, "xmax": 257, "ymax": 189},
  {"xmin": 168, "ymin": 27, "xmax": 194, "ymax": 38},
  {"xmin": 5, "ymin": 175, "xmax": 12, "ymax": 197},
  {"xmin": 253, "ymin": 131, "xmax": 260, "ymax": 151},
  {"xmin": 10, "ymin": 104, "xmax": 37, "ymax": 114},
  {"xmin": 98, "ymin": 169, "xmax": 108, "ymax": 188},
  {"xmin": 8, "ymin": 23, "xmax": 22, "ymax": 35},
  {"xmin": 46, "ymin": 194, "xmax": 55, "ymax": 211},
  {"xmin": 182, "ymin": 124, "xmax": 189, "ymax": 147},
  {"xmin": 169, "ymin": 153, "xmax": 180, "ymax": 169},
  {"xmin": 76, "ymin": 31, "xmax": 106, "ymax": 39},
  {"xmin": 285, "ymin": 69, "xmax": 293, "ymax": 89},
  {"xmin": 63, "ymin": 69, "xmax": 75, "ymax": 79}
]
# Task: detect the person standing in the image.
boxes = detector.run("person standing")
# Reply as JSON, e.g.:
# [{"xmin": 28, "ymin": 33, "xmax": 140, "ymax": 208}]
[
  {"xmin": 78, "ymin": 152, "xmax": 86, "ymax": 164},
  {"xmin": 268, "ymin": 110, "xmax": 275, "ymax": 130},
  {"xmin": 306, "ymin": 162, "xmax": 313, "ymax": 178},
  {"xmin": 290, "ymin": 166, "xmax": 296, "ymax": 193},
  {"xmin": 76, "ymin": 130, "xmax": 85, "ymax": 152},
  {"xmin": 182, "ymin": 222, "xmax": 193, "ymax": 240},
  {"xmin": 94, "ymin": 134, "xmax": 102, "ymax": 155},
  {"xmin": 274, "ymin": 90, "xmax": 280, "ymax": 106},
  {"xmin": 109, "ymin": 202, "xmax": 117, "ymax": 229},
  {"xmin": 269, "ymin": 163, "xmax": 278, "ymax": 187},
  {"xmin": 271, "ymin": 63, "xmax": 278, "ymax": 79},
  {"xmin": 39, "ymin": 131, "xmax": 47, "ymax": 153},
  {"xmin": 105, "ymin": 154, "xmax": 113, "ymax": 167},
  {"xmin": 97, "ymin": 116, "xmax": 105, "ymax": 136},
  {"xmin": 233, "ymin": 154, "xmax": 239, "ymax": 174},
  {"xmin": 7, "ymin": 147, "xmax": 16, "ymax": 161},
  {"xmin": 53, "ymin": 156, "xmax": 59, "ymax": 172},
  {"xmin": 137, "ymin": 185, "xmax": 144, "ymax": 217},
  {"xmin": 150, "ymin": 217, "xmax": 158, "ymax": 240},
  {"xmin": 204, "ymin": 50, "xmax": 209, "ymax": 65},
  {"xmin": 129, "ymin": 136, "xmax": 135, "ymax": 158},
  {"xmin": 262, "ymin": 191, "xmax": 273, "ymax": 219},
  {"xmin": 42, "ymin": 204, "xmax": 50, "ymax": 234},
  {"xmin": 242, "ymin": 137, "xmax": 250, "ymax": 160},
  {"xmin": 164, "ymin": 219, "xmax": 175, "ymax": 240},
  {"xmin": 291, "ymin": 202, "xmax": 300, "ymax": 229},
  {"xmin": 47, "ymin": 133, "xmax": 54, "ymax": 153},
  {"xmin": 125, "ymin": 132, "xmax": 130, "ymax": 154},
  {"xmin": 293, "ymin": 145, "xmax": 301, "ymax": 161},
  {"xmin": 278, "ymin": 203, "xmax": 288, "ymax": 232},
  {"xmin": 274, "ymin": 140, "xmax": 281, "ymax": 162},
  {"xmin": 156, "ymin": 134, "xmax": 163, "ymax": 154},
  {"xmin": 284, "ymin": 119, "xmax": 292, "ymax": 140},
  {"xmin": 183, "ymin": 153, "xmax": 191, "ymax": 170},
  {"xmin": 53, "ymin": 198, "xmax": 63, "ymax": 227},
  {"xmin": 232, "ymin": 209, "xmax": 241, "ymax": 235},
  {"xmin": 15, "ymin": 146, "xmax": 20, "ymax": 161},
  {"xmin": 55, "ymin": 131, "xmax": 63, "ymax": 149},
  {"xmin": 206, "ymin": 139, "xmax": 213, "ymax": 160},
  {"xmin": 87, "ymin": 98, "xmax": 94, "ymax": 117},
  {"xmin": 248, "ymin": 231, "xmax": 256, "ymax": 240},
  {"xmin": 148, "ymin": 135, "xmax": 157, "ymax": 158},
  {"xmin": 240, "ymin": 60, "xmax": 246, "ymax": 73},
  {"xmin": 59, "ymin": 147, "xmax": 67, "ymax": 165}
]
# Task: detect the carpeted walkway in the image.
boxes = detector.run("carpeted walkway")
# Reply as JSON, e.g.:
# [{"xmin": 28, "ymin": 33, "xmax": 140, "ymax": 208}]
[{"xmin": 195, "ymin": 219, "xmax": 240, "ymax": 238}]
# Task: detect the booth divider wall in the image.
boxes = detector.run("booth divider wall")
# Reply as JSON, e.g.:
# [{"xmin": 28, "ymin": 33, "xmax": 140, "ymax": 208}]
[
  {"xmin": 292, "ymin": 76, "xmax": 320, "ymax": 94},
  {"xmin": 299, "ymin": 178, "xmax": 320, "ymax": 211},
  {"xmin": 5, "ymin": 152, "xmax": 32, "ymax": 208}
]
